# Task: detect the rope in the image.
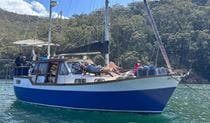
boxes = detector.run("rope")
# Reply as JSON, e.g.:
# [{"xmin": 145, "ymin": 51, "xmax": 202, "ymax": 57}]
[
  {"xmin": 150, "ymin": 45, "xmax": 156, "ymax": 61},
  {"xmin": 23, "ymin": 14, "xmax": 31, "ymax": 39},
  {"xmin": 155, "ymin": 48, "xmax": 159, "ymax": 66},
  {"xmin": 149, "ymin": 42, "xmax": 159, "ymax": 65},
  {"xmin": 169, "ymin": 74, "xmax": 210, "ymax": 103}
]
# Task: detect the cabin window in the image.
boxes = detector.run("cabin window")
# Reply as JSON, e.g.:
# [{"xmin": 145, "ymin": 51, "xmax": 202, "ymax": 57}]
[
  {"xmin": 68, "ymin": 62, "xmax": 83, "ymax": 74},
  {"xmin": 59, "ymin": 63, "xmax": 69, "ymax": 75},
  {"xmin": 31, "ymin": 64, "xmax": 38, "ymax": 75},
  {"xmin": 32, "ymin": 63, "xmax": 48, "ymax": 75},
  {"xmin": 39, "ymin": 63, "xmax": 48, "ymax": 74},
  {"xmin": 46, "ymin": 62, "xmax": 59, "ymax": 83}
]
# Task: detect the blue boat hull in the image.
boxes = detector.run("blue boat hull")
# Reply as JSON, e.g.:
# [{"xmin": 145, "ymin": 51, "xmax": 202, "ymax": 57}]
[{"xmin": 14, "ymin": 86, "xmax": 176, "ymax": 113}]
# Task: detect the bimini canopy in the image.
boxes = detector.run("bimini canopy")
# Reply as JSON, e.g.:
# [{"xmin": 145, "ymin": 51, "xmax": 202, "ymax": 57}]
[{"xmin": 13, "ymin": 39, "xmax": 59, "ymax": 47}]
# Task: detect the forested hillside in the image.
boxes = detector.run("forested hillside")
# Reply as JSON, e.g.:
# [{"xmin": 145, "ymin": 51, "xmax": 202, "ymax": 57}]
[{"xmin": 0, "ymin": 0, "xmax": 210, "ymax": 81}]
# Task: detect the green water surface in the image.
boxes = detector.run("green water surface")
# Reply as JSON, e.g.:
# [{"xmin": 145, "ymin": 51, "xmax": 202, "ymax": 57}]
[{"xmin": 0, "ymin": 80, "xmax": 210, "ymax": 123}]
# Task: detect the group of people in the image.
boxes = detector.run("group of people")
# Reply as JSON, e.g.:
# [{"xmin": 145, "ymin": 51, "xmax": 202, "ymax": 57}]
[
  {"xmin": 15, "ymin": 53, "xmax": 27, "ymax": 67},
  {"xmin": 14, "ymin": 53, "xmax": 30, "ymax": 76}
]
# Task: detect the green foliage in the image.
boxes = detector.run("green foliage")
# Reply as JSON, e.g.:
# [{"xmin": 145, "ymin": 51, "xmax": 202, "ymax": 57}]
[
  {"xmin": 119, "ymin": 51, "xmax": 140, "ymax": 69},
  {"xmin": 93, "ymin": 55, "xmax": 105, "ymax": 66},
  {"xmin": 0, "ymin": 0, "xmax": 210, "ymax": 81}
]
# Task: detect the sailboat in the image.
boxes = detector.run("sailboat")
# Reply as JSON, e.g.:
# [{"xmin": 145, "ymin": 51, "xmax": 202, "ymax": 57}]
[{"xmin": 13, "ymin": 0, "xmax": 181, "ymax": 113}]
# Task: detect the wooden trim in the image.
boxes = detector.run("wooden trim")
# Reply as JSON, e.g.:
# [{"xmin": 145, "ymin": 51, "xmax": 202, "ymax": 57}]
[{"xmin": 14, "ymin": 74, "xmax": 180, "ymax": 86}]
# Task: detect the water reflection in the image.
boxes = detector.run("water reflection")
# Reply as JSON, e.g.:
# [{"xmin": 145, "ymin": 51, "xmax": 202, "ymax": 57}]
[
  {"xmin": 2, "ymin": 81, "xmax": 210, "ymax": 123},
  {"xmin": 9, "ymin": 101, "xmax": 170, "ymax": 123}
]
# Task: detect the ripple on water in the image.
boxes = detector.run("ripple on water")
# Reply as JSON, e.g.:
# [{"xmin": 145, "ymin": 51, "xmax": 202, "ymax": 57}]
[{"xmin": 1, "ymin": 80, "xmax": 210, "ymax": 123}]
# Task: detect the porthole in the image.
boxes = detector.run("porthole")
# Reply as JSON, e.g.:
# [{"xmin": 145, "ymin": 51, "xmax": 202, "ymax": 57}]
[
  {"xmin": 75, "ymin": 79, "xmax": 86, "ymax": 84},
  {"xmin": 16, "ymin": 80, "xmax": 21, "ymax": 84},
  {"xmin": 94, "ymin": 79, "xmax": 105, "ymax": 82}
]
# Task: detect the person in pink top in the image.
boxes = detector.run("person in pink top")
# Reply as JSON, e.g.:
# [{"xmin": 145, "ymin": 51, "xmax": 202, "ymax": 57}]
[{"xmin": 133, "ymin": 62, "xmax": 141, "ymax": 76}]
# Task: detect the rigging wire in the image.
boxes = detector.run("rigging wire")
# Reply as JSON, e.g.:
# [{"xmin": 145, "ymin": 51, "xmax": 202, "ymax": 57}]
[
  {"xmin": 67, "ymin": 0, "xmax": 73, "ymax": 17},
  {"xmin": 87, "ymin": 0, "xmax": 94, "ymax": 52},
  {"xmin": 62, "ymin": 0, "xmax": 73, "ymax": 52},
  {"xmin": 170, "ymin": 75, "xmax": 210, "ymax": 104},
  {"xmin": 96, "ymin": 2, "xmax": 100, "ymax": 41},
  {"xmin": 23, "ymin": 14, "xmax": 31, "ymax": 40},
  {"xmin": 54, "ymin": 0, "xmax": 62, "ymax": 33},
  {"xmin": 149, "ymin": 41, "xmax": 159, "ymax": 66},
  {"xmin": 150, "ymin": 44, "xmax": 157, "ymax": 62},
  {"xmin": 94, "ymin": 0, "xmax": 100, "ymax": 42},
  {"xmin": 155, "ymin": 47, "xmax": 159, "ymax": 66}
]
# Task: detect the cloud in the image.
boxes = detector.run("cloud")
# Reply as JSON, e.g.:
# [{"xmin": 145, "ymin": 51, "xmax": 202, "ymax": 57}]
[
  {"xmin": 0, "ymin": 0, "xmax": 67, "ymax": 18},
  {"xmin": 30, "ymin": 1, "xmax": 48, "ymax": 16}
]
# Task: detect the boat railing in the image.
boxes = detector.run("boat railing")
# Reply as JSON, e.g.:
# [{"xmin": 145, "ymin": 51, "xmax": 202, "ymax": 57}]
[
  {"xmin": 136, "ymin": 67, "xmax": 168, "ymax": 77},
  {"xmin": 55, "ymin": 52, "xmax": 101, "ymax": 58},
  {"xmin": 14, "ymin": 66, "xmax": 30, "ymax": 76}
]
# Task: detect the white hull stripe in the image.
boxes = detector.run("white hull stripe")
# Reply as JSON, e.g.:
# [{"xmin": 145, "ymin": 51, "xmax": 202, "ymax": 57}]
[{"xmin": 14, "ymin": 76, "xmax": 179, "ymax": 92}]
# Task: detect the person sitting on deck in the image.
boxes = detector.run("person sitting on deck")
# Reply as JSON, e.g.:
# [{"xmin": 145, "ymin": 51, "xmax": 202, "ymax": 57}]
[
  {"xmin": 82, "ymin": 62, "xmax": 113, "ymax": 77},
  {"xmin": 85, "ymin": 63, "xmax": 102, "ymax": 75},
  {"xmin": 107, "ymin": 61, "xmax": 120, "ymax": 75},
  {"xmin": 72, "ymin": 63, "xmax": 83, "ymax": 74}
]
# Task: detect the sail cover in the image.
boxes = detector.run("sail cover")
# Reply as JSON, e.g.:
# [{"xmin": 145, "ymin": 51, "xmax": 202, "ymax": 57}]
[{"xmin": 67, "ymin": 41, "xmax": 109, "ymax": 54}]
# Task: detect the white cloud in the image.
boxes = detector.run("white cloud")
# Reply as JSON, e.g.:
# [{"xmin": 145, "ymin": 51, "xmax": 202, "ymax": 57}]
[
  {"xmin": 30, "ymin": 1, "xmax": 48, "ymax": 16},
  {"xmin": 52, "ymin": 12, "xmax": 68, "ymax": 19},
  {"xmin": 0, "ymin": 0, "xmax": 67, "ymax": 18}
]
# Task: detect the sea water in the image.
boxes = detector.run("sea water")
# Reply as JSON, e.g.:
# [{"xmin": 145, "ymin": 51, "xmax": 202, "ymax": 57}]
[{"xmin": 0, "ymin": 80, "xmax": 210, "ymax": 123}]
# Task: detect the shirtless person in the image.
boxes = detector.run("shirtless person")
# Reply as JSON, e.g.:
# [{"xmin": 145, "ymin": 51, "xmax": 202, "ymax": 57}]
[{"xmin": 83, "ymin": 61, "xmax": 120, "ymax": 77}]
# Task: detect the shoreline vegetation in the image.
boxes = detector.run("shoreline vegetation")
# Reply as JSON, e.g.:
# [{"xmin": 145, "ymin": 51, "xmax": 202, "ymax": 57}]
[
  {"xmin": 181, "ymin": 72, "xmax": 209, "ymax": 84},
  {"xmin": 0, "ymin": 0, "xmax": 210, "ymax": 84}
]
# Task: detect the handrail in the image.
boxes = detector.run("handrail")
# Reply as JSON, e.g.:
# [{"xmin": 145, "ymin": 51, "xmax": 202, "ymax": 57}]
[{"xmin": 57, "ymin": 52, "xmax": 101, "ymax": 57}]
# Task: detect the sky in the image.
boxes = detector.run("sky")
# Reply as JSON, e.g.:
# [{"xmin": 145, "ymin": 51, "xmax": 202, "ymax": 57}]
[{"xmin": 0, "ymin": 0, "xmax": 139, "ymax": 18}]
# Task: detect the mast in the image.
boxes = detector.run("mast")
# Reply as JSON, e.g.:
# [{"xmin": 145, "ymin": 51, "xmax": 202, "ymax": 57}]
[
  {"xmin": 47, "ymin": 0, "xmax": 57, "ymax": 59},
  {"xmin": 104, "ymin": 0, "xmax": 110, "ymax": 65},
  {"xmin": 143, "ymin": 0, "xmax": 173, "ymax": 73}
]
